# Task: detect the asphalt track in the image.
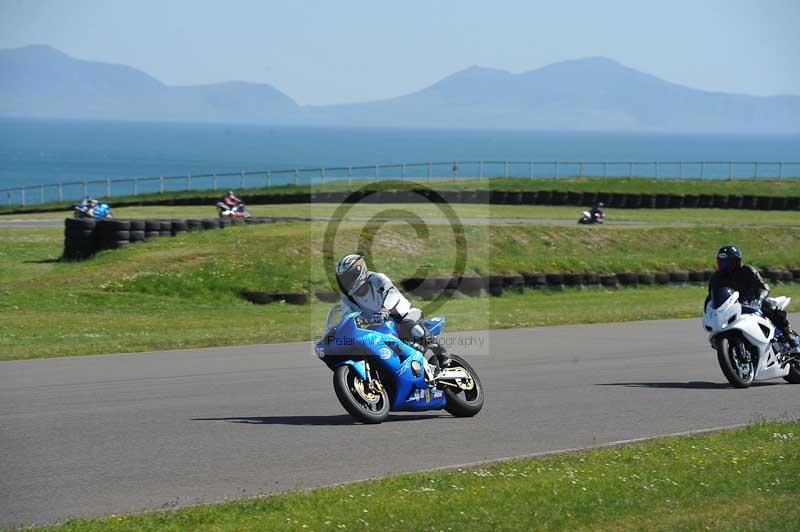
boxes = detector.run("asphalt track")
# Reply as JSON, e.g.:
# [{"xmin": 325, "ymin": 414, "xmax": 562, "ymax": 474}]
[{"xmin": 2, "ymin": 316, "xmax": 799, "ymax": 527}]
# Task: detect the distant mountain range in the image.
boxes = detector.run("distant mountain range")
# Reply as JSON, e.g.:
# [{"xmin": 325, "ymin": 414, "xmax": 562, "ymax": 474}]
[{"xmin": 2, "ymin": 45, "xmax": 799, "ymax": 133}]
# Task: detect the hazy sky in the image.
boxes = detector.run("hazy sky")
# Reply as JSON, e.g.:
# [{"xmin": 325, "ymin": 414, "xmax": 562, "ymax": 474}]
[{"xmin": 1, "ymin": 0, "xmax": 798, "ymax": 105}]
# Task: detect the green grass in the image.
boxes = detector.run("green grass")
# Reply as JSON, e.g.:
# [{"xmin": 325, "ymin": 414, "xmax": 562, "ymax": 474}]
[
  {"xmin": 4, "ymin": 175, "xmax": 800, "ymax": 214},
  {"xmin": 38, "ymin": 420, "xmax": 800, "ymax": 531},
  {"xmin": 4, "ymin": 203, "xmax": 800, "ymax": 227},
  {"xmin": 2, "ymin": 219, "xmax": 800, "ymax": 360}
]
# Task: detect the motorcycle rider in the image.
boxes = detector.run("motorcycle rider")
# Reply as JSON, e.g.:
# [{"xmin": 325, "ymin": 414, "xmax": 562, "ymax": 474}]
[
  {"xmin": 217, "ymin": 190, "xmax": 242, "ymax": 213},
  {"xmin": 706, "ymin": 245, "xmax": 799, "ymax": 353},
  {"xmin": 335, "ymin": 254, "xmax": 451, "ymax": 368},
  {"xmin": 589, "ymin": 201, "xmax": 605, "ymax": 222},
  {"xmin": 76, "ymin": 196, "xmax": 99, "ymax": 217}
]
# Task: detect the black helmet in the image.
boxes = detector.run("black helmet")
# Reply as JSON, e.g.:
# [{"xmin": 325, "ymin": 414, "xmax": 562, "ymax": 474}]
[{"xmin": 716, "ymin": 245, "xmax": 742, "ymax": 272}]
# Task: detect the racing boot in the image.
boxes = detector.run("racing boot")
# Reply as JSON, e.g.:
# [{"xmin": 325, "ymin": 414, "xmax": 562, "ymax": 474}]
[
  {"xmin": 786, "ymin": 327, "xmax": 800, "ymax": 355},
  {"xmin": 429, "ymin": 342, "xmax": 452, "ymax": 370}
]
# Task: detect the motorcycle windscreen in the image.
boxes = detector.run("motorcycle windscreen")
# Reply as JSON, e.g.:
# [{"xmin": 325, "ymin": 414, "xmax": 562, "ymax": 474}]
[{"xmin": 710, "ymin": 287, "xmax": 736, "ymax": 309}]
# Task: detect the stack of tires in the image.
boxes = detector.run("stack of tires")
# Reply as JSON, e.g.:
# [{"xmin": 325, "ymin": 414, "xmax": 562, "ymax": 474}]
[
  {"xmin": 95, "ymin": 220, "xmax": 131, "ymax": 251},
  {"xmin": 62, "ymin": 218, "xmax": 96, "ymax": 260}
]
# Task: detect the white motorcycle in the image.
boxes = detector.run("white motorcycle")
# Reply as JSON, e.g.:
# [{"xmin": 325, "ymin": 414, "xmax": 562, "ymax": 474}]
[{"xmin": 703, "ymin": 287, "xmax": 800, "ymax": 388}]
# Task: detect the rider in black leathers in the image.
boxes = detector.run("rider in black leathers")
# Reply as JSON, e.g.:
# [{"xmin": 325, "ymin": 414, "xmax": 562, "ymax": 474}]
[{"xmin": 706, "ymin": 245, "xmax": 799, "ymax": 351}]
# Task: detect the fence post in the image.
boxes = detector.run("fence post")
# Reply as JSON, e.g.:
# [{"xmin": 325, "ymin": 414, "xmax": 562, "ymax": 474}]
[
  {"xmin": 21, "ymin": 187, "xmax": 26, "ymax": 206},
  {"xmin": 427, "ymin": 162, "xmax": 432, "ymax": 183},
  {"xmin": 294, "ymin": 169, "xmax": 299, "ymax": 186},
  {"xmin": 680, "ymin": 161, "xmax": 684, "ymax": 178},
  {"xmin": 728, "ymin": 161, "xmax": 733, "ymax": 180},
  {"xmin": 212, "ymin": 173, "xmax": 217, "ymax": 190},
  {"xmin": 754, "ymin": 161, "xmax": 759, "ymax": 179},
  {"xmin": 240, "ymin": 171, "xmax": 245, "ymax": 189},
  {"xmin": 321, "ymin": 167, "xmax": 326, "ymax": 185},
  {"xmin": 655, "ymin": 161, "xmax": 659, "ymax": 178},
  {"xmin": 105, "ymin": 178, "xmax": 111, "ymax": 197},
  {"xmin": 555, "ymin": 161, "xmax": 560, "ymax": 178},
  {"xmin": 375, "ymin": 164, "xmax": 379, "ymax": 181},
  {"xmin": 58, "ymin": 182, "xmax": 63, "ymax": 202},
  {"xmin": 40, "ymin": 184, "xmax": 44, "ymax": 204},
  {"xmin": 348, "ymin": 166, "xmax": 352, "ymax": 186},
  {"xmin": 267, "ymin": 170, "xmax": 272, "ymax": 188},
  {"xmin": 504, "ymin": 161, "xmax": 509, "ymax": 178},
  {"xmin": 187, "ymin": 174, "xmax": 192, "ymax": 191},
  {"xmin": 530, "ymin": 161, "xmax": 535, "ymax": 179},
  {"xmin": 628, "ymin": 162, "xmax": 633, "ymax": 177},
  {"xmin": 133, "ymin": 178, "xmax": 138, "ymax": 196},
  {"xmin": 452, "ymin": 162, "xmax": 457, "ymax": 182},
  {"xmin": 578, "ymin": 162, "xmax": 584, "ymax": 177},
  {"xmin": 160, "ymin": 176, "xmax": 164, "ymax": 193},
  {"xmin": 83, "ymin": 179, "xmax": 88, "ymax": 197},
  {"xmin": 779, "ymin": 161, "xmax": 783, "ymax": 179},
  {"xmin": 700, "ymin": 162, "xmax": 705, "ymax": 179},
  {"xmin": 603, "ymin": 162, "xmax": 608, "ymax": 178},
  {"xmin": 401, "ymin": 163, "xmax": 406, "ymax": 180},
  {"xmin": 479, "ymin": 160, "xmax": 484, "ymax": 179}
]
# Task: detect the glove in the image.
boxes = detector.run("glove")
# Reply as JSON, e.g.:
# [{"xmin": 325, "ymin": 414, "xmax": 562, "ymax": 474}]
[{"xmin": 377, "ymin": 307, "xmax": 390, "ymax": 320}]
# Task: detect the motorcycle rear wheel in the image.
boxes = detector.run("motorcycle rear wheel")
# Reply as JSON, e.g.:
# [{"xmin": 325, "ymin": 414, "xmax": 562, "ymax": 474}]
[
  {"xmin": 717, "ymin": 336, "xmax": 755, "ymax": 388},
  {"xmin": 441, "ymin": 354, "xmax": 484, "ymax": 417},
  {"xmin": 333, "ymin": 364, "xmax": 389, "ymax": 424}
]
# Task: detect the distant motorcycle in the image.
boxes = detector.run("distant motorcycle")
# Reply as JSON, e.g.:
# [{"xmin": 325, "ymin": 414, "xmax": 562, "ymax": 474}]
[
  {"xmin": 578, "ymin": 210, "xmax": 604, "ymax": 225},
  {"xmin": 73, "ymin": 202, "xmax": 112, "ymax": 219},
  {"xmin": 217, "ymin": 203, "xmax": 251, "ymax": 219},
  {"xmin": 703, "ymin": 286, "xmax": 800, "ymax": 387}
]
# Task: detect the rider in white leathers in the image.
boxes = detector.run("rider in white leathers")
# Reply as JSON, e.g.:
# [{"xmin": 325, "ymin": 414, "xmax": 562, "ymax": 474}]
[{"xmin": 335, "ymin": 254, "xmax": 450, "ymax": 366}]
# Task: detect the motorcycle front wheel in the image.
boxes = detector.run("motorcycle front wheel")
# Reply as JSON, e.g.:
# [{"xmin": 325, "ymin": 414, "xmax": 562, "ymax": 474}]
[
  {"xmin": 717, "ymin": 336, "xmax": 755, "ymax": 388},
  {"xmin": 333, "ymin": 364, "xmax": 390, "ymax": 424},
  {"xmin": 441, "ymin": 354, "xmax": 484, "ymax": 417}
]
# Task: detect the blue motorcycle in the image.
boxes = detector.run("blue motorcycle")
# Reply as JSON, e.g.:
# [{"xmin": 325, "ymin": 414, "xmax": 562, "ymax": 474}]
[
  {"xmin": 73, "ymin": 201, "xmax": 112, "ymax": 220},
  {"xmin": 315, "ymin": 304, "xmax": 484, "ymax": 424}
]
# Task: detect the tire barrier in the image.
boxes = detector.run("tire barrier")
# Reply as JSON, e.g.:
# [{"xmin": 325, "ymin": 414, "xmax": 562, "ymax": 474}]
[
  {"xmin": 62, "ymin": 218, "xmax": 96, "ymax": 260},
  {"xmin": 600, "ymin": 274, "xmax": 619, "ymax": 288},
  {"xmin": 521, "ymin": 271, "xmax": 547, "ymax": 288},
  {"xmin": 17, "ymin": 187, "xmax": 800, "ymax": 219},
  {"xmin": 171, "ymin": 219, "xmax": 188, "ymax": 235},
  {"xmin": 457, "ymin": 275, "xmax": 484, "ymax": 296},
  {"xmin": 638, "ymin": 272, "xmax": 656, "ymax": 285},
  {"xmin": 61, "ymin": 215, "xmax": 276, "ymax": 261},
  {"xmin": 240, "ymin": 291, "xmax": 308, "ymax": 305},
  {"xmin": 669, "ymin": 271, "xmax": 690, "ymax": 283},
  {"xmin": 654, "ymin": 272, "xmax": 671, "ymax": 285},
  {"xmin": 234, "ymin": 266, "xmax": 800, "ymax": 306},
  {"xmin": 617, "ymin": 272, "xmax": 639, "ymax": 286}
]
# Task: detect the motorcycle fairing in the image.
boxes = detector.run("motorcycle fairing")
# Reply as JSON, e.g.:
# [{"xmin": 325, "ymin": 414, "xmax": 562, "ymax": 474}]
[
  {"xmin": 316, "ymin": 311, "xmax": 446, "ymax": 411},
  {"xmin": 704, "ymin": 291, "xmax": 789, "ymax": 381}
]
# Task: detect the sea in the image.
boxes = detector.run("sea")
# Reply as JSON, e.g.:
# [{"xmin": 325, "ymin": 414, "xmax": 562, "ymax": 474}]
[{"xmin": 1, "ymin": 117, "xmax": 799, "ymax": 203}]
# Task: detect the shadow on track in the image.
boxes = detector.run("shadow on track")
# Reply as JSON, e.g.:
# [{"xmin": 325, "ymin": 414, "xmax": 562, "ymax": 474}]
[
  {"xmin": 192, "ymin": 414, "xmax": 448, "ymax": 426},
  {"xmin": 598, "ymin": 381, "xmax": 782, "ymax": 389}
]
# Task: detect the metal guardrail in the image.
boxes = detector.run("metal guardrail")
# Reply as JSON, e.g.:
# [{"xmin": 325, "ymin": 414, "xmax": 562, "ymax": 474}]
[{"xmin": 2, "ymin": 160, "xmax": 799, "ymax": 206}]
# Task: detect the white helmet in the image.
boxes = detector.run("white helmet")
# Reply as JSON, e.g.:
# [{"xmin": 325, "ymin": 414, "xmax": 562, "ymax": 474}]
[{"xmin": 336, "ymin": 254, "xmax": 368, "ymax": 294}]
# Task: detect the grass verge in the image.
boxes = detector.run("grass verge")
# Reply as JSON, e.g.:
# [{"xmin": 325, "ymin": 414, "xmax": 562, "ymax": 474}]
[
  {"xmin": 4, "ymin": 175, "xmax": 800, "ymax": 214},
  {"xmin": 38, "ymin": 420, "xmax": 800, "ymax": 531},
  {"xmin": 2, "ymin": 221, "xmax": 800, "ymax": 360},
  {"xmin": 5, "ymin": 283, "xmax": 800, "ymax": 361}
]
